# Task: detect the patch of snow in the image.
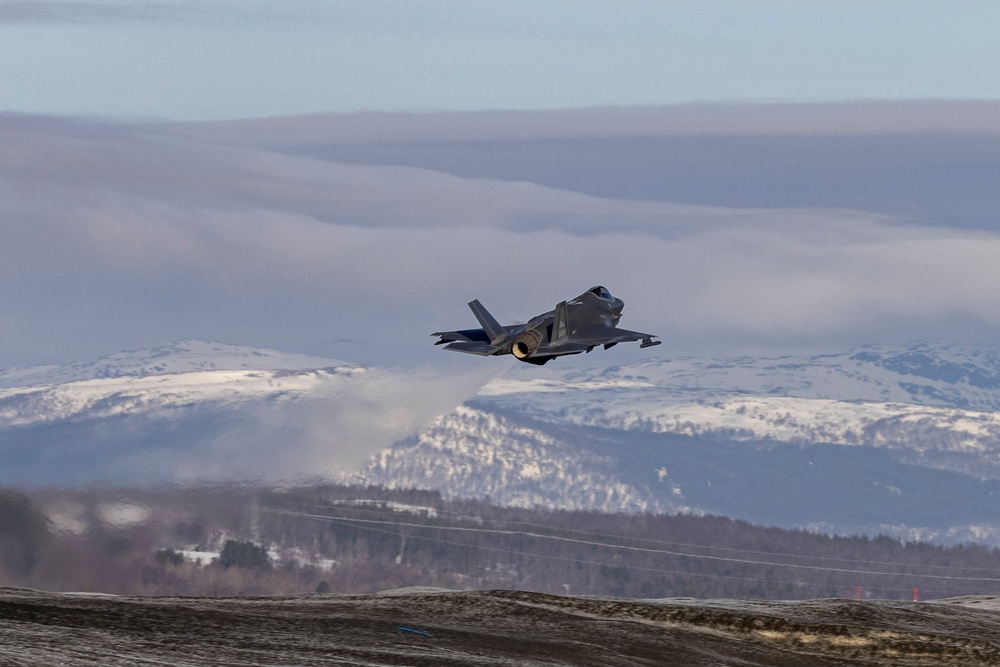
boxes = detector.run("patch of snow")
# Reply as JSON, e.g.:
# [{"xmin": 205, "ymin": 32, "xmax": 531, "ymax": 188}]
[
  {"xmin": 180, "ymin": 550, "xmax": 220, "ymax": 566},
  {"xmin": 44, "ymin": 502, "xmax": 87, "ymax": 535},
  {"xmin": 333, "ymin": 499, "xmax": 438, "ymax": 518},
  {"xmin": 98, "ymin": 502, "xmax": 150, "ymax": 528}
]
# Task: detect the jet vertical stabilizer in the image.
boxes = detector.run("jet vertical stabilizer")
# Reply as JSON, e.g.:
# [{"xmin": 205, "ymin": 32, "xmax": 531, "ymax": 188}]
[
  {"xmin": 552, "ymin": 301, "xmax": 569, "ymax": 343},
  {"xmin": 468, "ymin": 300, "xmax": 506, "ymax": 343}
]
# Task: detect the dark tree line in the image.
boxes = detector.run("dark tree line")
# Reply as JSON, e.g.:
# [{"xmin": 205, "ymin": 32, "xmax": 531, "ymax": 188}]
[{"xmin": 1, "ymin": 484, "xmax": 998, "ymax": 600}]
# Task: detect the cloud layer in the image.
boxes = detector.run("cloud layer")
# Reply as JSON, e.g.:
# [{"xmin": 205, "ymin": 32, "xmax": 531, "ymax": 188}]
[{"xmin": 4, "ymin": 104, "xmax": 1000, "ymax": 369}]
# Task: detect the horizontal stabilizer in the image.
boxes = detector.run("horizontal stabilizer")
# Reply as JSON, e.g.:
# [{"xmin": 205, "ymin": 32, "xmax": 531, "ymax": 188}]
[
  {"xmin": 442, "ymin": 341, "xmax": 501, "ymax": 356},
  {"xmin": 431, "ymin": 328, "xmax": 491, "ymax": 345}
]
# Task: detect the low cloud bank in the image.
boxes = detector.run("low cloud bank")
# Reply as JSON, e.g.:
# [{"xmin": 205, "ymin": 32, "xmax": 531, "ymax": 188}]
[
  {"xmin": 172, "ymin": 100, "xmax": 1000, "ymax": 145},
  {"xmin": 3, "ymin": 107, "xmax": 1000, "ymax": 371}
]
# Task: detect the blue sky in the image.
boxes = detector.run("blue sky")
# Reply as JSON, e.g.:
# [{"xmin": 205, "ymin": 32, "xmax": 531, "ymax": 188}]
[{"xmin": 3, "ymin": 1, "xmax": 1000, "ymax": 120}]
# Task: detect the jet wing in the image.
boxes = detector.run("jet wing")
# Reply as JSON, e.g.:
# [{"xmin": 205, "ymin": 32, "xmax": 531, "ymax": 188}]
[
  {"xmin": 438, "ymin": 341, "xmax": 503, "ymax": 356},
  {"xmin": 432, "ymin": 328, "xmax": 498, "ymax": 355},
  {"xmin": 570, "ymin": 327, "xmax": 661, "ymax": 349}
]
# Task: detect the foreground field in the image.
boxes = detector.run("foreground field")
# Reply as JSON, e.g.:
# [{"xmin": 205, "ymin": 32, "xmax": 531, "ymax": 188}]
[{"xmin": 1, "ymin": 587, "xmax": 998, "ymax": 666}]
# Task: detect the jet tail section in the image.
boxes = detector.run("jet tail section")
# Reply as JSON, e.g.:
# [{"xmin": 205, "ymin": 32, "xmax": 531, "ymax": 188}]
[{"xmin": 468, "ymin": 299, "xmax": 505, "ymax": 343}]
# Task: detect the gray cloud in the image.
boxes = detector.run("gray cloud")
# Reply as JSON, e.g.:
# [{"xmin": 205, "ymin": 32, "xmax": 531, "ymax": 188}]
[
  {"xmin": 170, "ymin": 100, "xmax": 1000, "ymax": 145},
  {"xmin": 171, "ymin": 102, "xmax": 1000, "ymax": 231},
  {"xmin": 4, "ymin": 105, "xmax": 1000, "ymax": 370}
]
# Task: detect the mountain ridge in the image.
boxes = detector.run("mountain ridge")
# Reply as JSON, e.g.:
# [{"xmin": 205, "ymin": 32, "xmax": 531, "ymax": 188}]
[
  {"xmin": 0, "ymin": 340, "xmax": 352, "ymax": 390},
  {"xmin": 5, "ymin": 339, "xmax": 1000, "ymax": 544}
]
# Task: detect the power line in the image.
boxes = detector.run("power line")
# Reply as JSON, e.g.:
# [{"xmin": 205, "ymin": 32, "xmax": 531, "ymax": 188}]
[
  {"xmin": 266, "ymin": 508, "xmax": 1000, "ymax": 584},
  {"xmin": 298, "ymin": 502, "xmax": 1000, "ymax": 574},
  {"xmin": 315, "ymin": 514, "xmax": 938, "ymax": 596}
]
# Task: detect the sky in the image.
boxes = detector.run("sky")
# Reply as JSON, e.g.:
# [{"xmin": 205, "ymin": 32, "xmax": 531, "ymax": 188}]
[
  {"xmin": 2, "ymin": 1, "xmax": 1000, "ymax": 120},
  {"xmin": 3, "ymin": 2, "xmax": 1000, "ymax": 372}
]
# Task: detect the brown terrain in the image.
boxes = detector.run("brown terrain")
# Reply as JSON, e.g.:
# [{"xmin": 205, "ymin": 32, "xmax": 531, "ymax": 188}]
[{"xmin": 1, "ymin": 587, "xmax": 999, "ymax": 666}]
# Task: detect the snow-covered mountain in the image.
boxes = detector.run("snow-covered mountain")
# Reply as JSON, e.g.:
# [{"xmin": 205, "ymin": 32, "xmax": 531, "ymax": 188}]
[
  {"xmin": 0, "ymin": 339, "xmax": 352, "ymax": 389},
  {"xmin": 357, "ymin": 402, "xmax": 1000, "ymax": 546},
  {"xmin": 361, "ymin": 405, "xmax": 682, "ymax": 514},
  {"xmin": 0, "ymin": 341, "xmax": 476, "ymax": 484},
  {"xmin": 0, "ymin": 341, "xmax": 365, "ymax": 428},
  {"xmin": 544, "ymin": 341, "xmax": 1000, "ymax": 409},
  {"xmin": 356, "ymin": 341, "xmax": 1000, "ymax": 545},
  {"xmin": 5, "ymin": 339, "xmax": 1000, "ymax": 544},
  {"xmin": 470, "ymin": 342, "xmax": 1000, "ymax": 479}
]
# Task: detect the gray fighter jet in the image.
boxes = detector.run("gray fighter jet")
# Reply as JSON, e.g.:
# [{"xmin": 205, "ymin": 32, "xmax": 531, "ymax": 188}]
[{"xmin": 432, "ymin": 286, "xmax": 660, "ymax": 365}]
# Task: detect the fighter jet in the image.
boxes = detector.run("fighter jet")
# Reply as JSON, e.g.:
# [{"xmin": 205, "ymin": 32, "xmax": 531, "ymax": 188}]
[{"xmin": 432, "ymin": 286, "xmax": 660, "ymax": 365}]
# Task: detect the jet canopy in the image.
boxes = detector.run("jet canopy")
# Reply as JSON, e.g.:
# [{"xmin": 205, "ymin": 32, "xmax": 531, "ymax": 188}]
[{"xmin": 589, "ymin": 286, "xmax": 613, "ymax": 299}]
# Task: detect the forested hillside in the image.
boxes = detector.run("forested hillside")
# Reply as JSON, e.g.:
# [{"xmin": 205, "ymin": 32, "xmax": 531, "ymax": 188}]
[{"xmin": 2, "ymin": 484, "xmax": 998, "ymax": 600}]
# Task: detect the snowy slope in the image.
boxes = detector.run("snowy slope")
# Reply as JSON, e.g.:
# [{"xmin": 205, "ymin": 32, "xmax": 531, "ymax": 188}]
[
  {"xmin": 0, "ymin": 340, "xmax": 351, "ymax": 389},
  {"xmin": 546, "ymin": 341, "xmax": 1000, "ymax": 409},
  {"xmin": 7, "ymin": 339, "xmax": 1000, "ymax": 544},
  {"xmin": 354, "ymin": 341, "xmax": 1000, "ymax": 543},
  {"xmin": 354, "ymin": 404, "xmax": 1000, "ymax": 546},
  {"xmin": 0, "ymin": 341, "xmax": 473, "ymax": 484},
  {"xmin": 473, "ymin": 342, "xmax": 1000, "ymax": 478},
  {"xmin": 0, "ymin": 365, "xmax": 364, "ymax": 426},
  {"xmin": 359, "ymin": 406, "xmax": 680, "ymax": 514},
  {"xmin": 0, "ymin": 340, "xmax": 364, "ymax": 429}
]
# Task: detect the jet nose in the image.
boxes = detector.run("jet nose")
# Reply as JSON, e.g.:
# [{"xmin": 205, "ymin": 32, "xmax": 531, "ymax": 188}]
[{"xmin": 612, "ymin": 298, "xmax": 624, "ymax": 314}]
